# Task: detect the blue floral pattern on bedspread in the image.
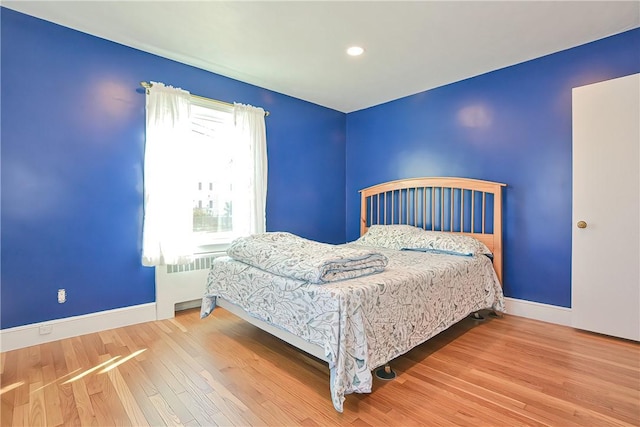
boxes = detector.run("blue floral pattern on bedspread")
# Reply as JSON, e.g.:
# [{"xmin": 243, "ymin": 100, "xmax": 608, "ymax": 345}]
[
  {"xmin": 227, "ymin": 232, "xmax": 388, "ymax": 283},
  {"xmin": 201, "ymin": 243, "xmax": 505, "ymax": 412}
]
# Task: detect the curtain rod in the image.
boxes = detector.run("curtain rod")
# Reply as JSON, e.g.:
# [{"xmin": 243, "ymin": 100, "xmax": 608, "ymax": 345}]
[{"xmin": 140, "ymin": 82, "xmax": 269, "ymax": 117}]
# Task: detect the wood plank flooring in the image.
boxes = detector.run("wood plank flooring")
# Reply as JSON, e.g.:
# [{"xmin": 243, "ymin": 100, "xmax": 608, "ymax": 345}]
[{"xmin": 1, "ymin": 308, "xmax": 638, "ymax": 426}]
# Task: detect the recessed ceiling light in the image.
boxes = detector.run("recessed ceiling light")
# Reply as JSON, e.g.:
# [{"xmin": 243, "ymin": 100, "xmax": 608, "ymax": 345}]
[{"xmin": 346, "ymin": 46, "xmax": 365, "ymax": 56}]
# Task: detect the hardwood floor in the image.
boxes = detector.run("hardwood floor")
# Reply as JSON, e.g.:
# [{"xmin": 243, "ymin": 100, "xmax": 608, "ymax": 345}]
[{"xmin": 1, "ymin": 308, "xmax": 638, "ymax": 426}]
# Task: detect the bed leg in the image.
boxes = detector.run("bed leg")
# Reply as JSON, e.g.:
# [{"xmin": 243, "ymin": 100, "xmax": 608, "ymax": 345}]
[
  {"xmin": 471, "ymin": 311, "xmax": 485, "ymax": 320},
  {"xmin": 375, "ymin": 364, "xmax": 396, "ymax": 380}
]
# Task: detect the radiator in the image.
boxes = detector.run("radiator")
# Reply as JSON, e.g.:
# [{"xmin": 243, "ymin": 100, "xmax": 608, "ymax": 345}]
[{"xmin": 155, "ymin": 254, "xmax": 220, "ymax": 320}]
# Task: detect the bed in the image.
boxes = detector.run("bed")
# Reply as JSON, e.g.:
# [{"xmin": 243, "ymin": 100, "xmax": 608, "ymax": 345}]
[{"xmin": 201, "ymin": 177, "xmax": 506, "ymax": 412}]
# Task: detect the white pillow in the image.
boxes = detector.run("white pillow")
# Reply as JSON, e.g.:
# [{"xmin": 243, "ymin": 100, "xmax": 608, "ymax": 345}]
[
  {"xmin": 355, "ymin": 225, "xmax": 425, "ymax": 250},
  {"xmin": 407, "ymin": 231, "xmax": 491, "ymax": 256},
  {"xmin": 357, "ymin": 225, "xmax": 491, "ymax": 256}
]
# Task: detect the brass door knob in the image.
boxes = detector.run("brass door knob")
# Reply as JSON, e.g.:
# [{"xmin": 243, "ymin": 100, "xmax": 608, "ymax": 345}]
[{"xmin": 577, "ymin": 221, "xmax": 587, "ymax": 229}]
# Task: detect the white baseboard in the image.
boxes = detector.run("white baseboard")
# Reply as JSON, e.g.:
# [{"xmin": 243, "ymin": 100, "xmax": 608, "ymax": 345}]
[
  {"xmin": 0, "ymin": 298, "xmax": 571, "ymax": 353},
  {"xmin": 504, "ymin": 297, "xmax": 572, "ymax": 327},
  {"xmin": 0, "ymin": 303, "xmax": 156, "ymax": 353}
]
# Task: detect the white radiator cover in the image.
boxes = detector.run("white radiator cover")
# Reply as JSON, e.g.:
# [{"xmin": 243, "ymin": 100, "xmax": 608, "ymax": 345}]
[{"xmin": 155, "ymin": 254, "xmax": 220, "ymax": 319}]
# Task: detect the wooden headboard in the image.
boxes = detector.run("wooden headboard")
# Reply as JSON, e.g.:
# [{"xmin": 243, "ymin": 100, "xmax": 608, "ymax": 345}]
[{"xmin": 359, "ymin": 177, "xmax": 506, "ymax": 284}]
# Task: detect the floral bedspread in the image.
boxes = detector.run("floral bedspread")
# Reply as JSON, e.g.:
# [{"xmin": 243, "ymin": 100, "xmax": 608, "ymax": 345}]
[
  {"xmin": 201, "ymin": 244, "xmax": 504, "ymax": 412},
  {"xmin": 227, "ymin": 232, "xmax": 388, "ymax": 283}
]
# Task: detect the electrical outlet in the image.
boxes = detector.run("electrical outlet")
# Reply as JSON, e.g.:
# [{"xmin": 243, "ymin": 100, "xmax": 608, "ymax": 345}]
[
  {"xmin": 39, "ymin": 325, "xmax": 53, "ymax": 335},
  {"xmin": 57, "ymin": 288, "xmax": 66, "ymax": 304}
]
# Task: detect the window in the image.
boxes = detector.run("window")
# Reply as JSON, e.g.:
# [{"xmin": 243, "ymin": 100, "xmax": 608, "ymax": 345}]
[
  {"xmin": 189, "ymin": 98, "xmax": 237, "ymax": 252},
  {"xmin": 142, "ymin": 81, "xmax": 267, "ymax": 266}
]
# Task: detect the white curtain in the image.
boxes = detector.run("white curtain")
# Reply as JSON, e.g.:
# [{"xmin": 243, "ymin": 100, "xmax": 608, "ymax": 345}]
[
  {"xmin": 233, "ymin": 103, "xmax": 268, "ymax": 236},
  {"xmin": 142, "ymin": 82, "xmax": 194, "ymax": 266}
]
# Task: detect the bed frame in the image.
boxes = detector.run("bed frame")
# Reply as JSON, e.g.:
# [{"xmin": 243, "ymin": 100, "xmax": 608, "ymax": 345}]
[{"xmin": 216, "ymin": 176, "xmax": 506, "ymax": 364}]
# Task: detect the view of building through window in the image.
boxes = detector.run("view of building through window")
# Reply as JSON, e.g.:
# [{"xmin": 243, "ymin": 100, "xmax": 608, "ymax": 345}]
[{"xmin": 193, "ymin": 181, "xmax": 232, "ymax": 233}]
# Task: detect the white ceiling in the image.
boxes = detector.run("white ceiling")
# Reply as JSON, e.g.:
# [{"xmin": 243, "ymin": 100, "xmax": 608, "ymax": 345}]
[{"xmin": 4, "ymin": 1, "xmax": 639, "ymax": 113}]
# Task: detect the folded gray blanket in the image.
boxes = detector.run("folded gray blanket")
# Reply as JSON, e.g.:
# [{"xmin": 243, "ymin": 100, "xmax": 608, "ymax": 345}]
[{"xmin": 227, "ymin": 232, "xmax": 388, "ymax": 283}]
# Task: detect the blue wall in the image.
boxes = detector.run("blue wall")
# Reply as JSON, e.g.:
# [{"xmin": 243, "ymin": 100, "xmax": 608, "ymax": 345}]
[
  {"xmin": 346, "ymin": 29, "xmax": 640, "ymax": 307},
  {"xmin": 1, "ymin": 8, "xmax": 346, "ymax": 329}
]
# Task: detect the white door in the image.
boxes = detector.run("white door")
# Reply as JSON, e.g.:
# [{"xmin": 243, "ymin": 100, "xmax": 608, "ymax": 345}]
[{"xmin": 572, "ymin": 73, "xmax": 640, "ymax": 342}]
